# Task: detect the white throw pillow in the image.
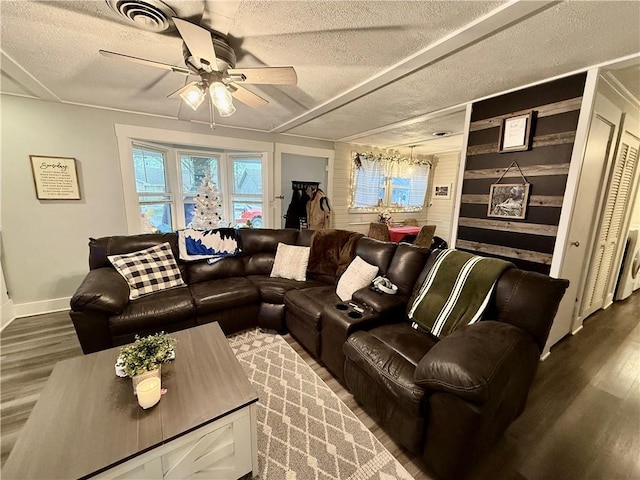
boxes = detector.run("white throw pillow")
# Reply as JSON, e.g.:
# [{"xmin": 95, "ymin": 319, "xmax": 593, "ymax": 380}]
[
  {"xmin": 270, "ymin": 243, "xmax": 310, "ymax": 281},
  {"xmin": 336, "ymin": 256, "xmax": 379, "ymax": 301},
  {"xmin": 108, "ymin": 242, "xmax": 186, "ymax": 300}
]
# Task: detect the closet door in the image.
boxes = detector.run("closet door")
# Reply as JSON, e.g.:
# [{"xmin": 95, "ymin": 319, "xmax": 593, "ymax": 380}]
[
  {"xmin": 604, "ymin": 129, "xmax": 640, "ymax": 304},
  {"xmin": 581, "ymin": 126, "xmax": 640, "ymax": 316},
  {"xmin": 551, "ymin": 97, "xmax": 618, "ymax": 350}
]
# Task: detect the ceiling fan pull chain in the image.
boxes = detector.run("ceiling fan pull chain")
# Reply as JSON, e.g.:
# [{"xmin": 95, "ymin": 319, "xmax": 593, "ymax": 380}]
[{"xmin": 209, "ymin": 98, "xmax": 216, "ymax": 131}]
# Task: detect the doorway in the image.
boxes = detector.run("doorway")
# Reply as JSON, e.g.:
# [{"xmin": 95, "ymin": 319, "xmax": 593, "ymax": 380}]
[
  {"xmin": 280, "ymin": 154, "xmax": 328, "ymax": 228},
  {"xmin": 274, "ymin": 145, "xmax": 333, "ymax": 229},
  {"xmin": 549, "ymin": 61, "xmax": 640, "ymax": 355}
]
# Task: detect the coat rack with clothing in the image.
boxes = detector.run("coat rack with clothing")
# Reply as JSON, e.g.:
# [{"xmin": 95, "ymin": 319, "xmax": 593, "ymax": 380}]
[{"xmin": 285, "ymin": 181, "xmax": 331, "ymax": 230}]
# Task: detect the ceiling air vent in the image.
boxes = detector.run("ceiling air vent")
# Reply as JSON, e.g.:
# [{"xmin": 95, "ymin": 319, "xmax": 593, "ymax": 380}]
[{"xmin": 106, "ymin": 0, "xmax": 177, "ymax": 32}]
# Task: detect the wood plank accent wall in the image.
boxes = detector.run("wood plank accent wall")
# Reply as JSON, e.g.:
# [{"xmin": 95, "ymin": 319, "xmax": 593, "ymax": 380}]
[{"xmin": 457, "ymin": 73, "xmax": 587, "ymax": 273}]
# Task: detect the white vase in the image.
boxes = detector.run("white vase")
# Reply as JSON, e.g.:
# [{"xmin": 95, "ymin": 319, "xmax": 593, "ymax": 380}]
[{"xmin": 132, "ymin": 366, "xmax": 161, "ymax": 395}]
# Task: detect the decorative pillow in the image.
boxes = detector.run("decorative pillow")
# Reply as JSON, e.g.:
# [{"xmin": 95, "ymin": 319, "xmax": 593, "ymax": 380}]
[
  {"xmin": 270, "ymin": 243, "xmax": 310, "ymax": 281},
  {"xmin": 178, "ymin": 228, "xmax": 241, "ymax": 262},
  {"xmin": 336, "ymin": 256, "xmax": 379, "ymax": 301},
  {"xmin": 108, "ymin": 242, "xmax": 186, "ymax": 300}
]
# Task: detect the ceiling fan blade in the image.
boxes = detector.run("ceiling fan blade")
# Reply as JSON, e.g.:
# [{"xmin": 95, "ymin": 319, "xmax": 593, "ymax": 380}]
[
  {"xmin": 228, "ymin": 67, "xmax": 297, "ymax": 85},
  {"xmin": 173, "ymin": 17, "xmax": 218, "ymax": 71},
  {"xmin": 167, "ymin": 81, "xmax": 199, "ymax": 98},
  {"xmin": 230, "ymin": 84, "xmax": 269, "ymax": 108},
  {"xmin": 99, "ymin": 50, "xmax": 190, "ymax": 75}
]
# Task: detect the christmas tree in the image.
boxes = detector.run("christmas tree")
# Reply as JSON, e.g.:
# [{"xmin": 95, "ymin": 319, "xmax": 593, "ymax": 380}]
[{"xmin": 190, "ymin": 172, "xmax": 224, "ymax": 230}]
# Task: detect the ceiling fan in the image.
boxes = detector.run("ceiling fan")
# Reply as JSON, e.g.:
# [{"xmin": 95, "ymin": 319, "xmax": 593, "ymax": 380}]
[{"xmin": 99, "ymin": 17, "xmax": 297, "ymax": 118}]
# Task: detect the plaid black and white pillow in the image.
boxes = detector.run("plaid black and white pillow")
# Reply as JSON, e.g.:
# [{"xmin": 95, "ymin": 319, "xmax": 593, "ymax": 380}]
[{"xmin": 108, "ymin": 242, "xmax": 186, "ymax": 300}]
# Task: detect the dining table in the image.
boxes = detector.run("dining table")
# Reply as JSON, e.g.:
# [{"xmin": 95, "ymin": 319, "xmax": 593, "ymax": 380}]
[{"xmin": 388, "ymin": 225, "xmax": 421, "ymax": 243}]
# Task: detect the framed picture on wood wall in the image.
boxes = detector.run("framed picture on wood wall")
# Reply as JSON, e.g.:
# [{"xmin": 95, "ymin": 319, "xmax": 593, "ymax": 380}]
[
  {"xmin": 498, "ymin": 111, "xmax": 534, "ymax": 153},
  {"xmin": 487, "ymin": 183, "xmax": 530, "ymax": 219},
  {"xmin": 29, "ymin": 155, "xmax": 81, "ymax": 200},
  {"xmin": 433, "ymin": 184, "xmax": 451, "ymax": 199}
]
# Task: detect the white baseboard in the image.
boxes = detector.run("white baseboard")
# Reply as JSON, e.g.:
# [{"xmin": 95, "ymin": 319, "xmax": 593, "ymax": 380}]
[
  {"xmin": 1, "ymin": 299, "xmax": 16, "ymax": 331},
  {"xmin": 13, "ymin": 297, "xmax": 71, "ymax": 319},
  {"xmin": 571, "ymin": 324, "xmax": 584, "ymax": 336}
]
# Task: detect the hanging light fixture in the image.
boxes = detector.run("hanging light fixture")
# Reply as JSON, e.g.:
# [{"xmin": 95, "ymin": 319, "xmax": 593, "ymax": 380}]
[
  {"xmin": 209, "ymin": 82, "xmax": 236, "ymax": 117},
  {"xmin": 406, "ymin": 146, "xmax": 416, "ymax": 176},
  {"xmin": 174, "ymin": 76, "xmax": 238, "ymax": 118},
  {"xmin": 179, "ymin": 82, "xmax": 206, "ymax": 111},
  {"xmin": 215, "ymin": 102, "xmax": 236, "ymax": 117}
]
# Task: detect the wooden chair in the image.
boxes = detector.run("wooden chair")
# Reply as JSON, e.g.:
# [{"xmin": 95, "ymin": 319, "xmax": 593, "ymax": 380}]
[
  {"xmin": 368, "ymin": 222, "xmax": 390, "ymax": 242},
  {"xmin": 403, "ymin": 218, "xmax": 418, "ymax": 226},
  {"xmin": 413, "ymin": 225, "xmax": 437, "ymax": 247}
]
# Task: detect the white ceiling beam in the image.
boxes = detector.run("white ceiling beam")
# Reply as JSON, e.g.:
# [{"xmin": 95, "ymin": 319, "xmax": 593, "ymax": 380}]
[
  {"xmin": 389, "ymin": 132, "xmax": 464, "ymax": 149},
  {"xmin": 202, "ymin": 0, "xmax": 241, "ymax": 37},
  {"xmin": 0, "ymin": 49, "xmax": 61, "ymax": 102},
  {"xmin": 338, "ymin": 103, "xmax": 466, "ymax": 143},
  {"xmin": 270, "ymin": 0, "xmax": 558, "ymax": 135}
]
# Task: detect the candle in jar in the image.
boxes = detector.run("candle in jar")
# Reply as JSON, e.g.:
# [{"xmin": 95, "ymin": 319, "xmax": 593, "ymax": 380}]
[{"xmin": 136, "ymin": 377, "xmax": 161, "ymax": 409}]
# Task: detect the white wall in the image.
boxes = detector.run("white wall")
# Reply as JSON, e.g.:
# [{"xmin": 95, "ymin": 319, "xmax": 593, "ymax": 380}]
[
  {"xmin": 631, "ymin": 188, "xmax": 640, "ymax": 229},
  {"xmin": 0, "ymin": 95, "xmax": 332, "ymax": 310},
  {"xmin": 425, "ymin": 152, "xmax": 460, "ymax": 244},
  {"xmin": 0, "ymin": 235, "xmax": 13, "ymax": 328}
]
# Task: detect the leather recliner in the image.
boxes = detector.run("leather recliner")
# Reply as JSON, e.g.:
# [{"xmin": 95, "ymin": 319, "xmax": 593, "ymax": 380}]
[{"xmin": 343, "ymin": 252, "xmax": 569, "ymax": 479}]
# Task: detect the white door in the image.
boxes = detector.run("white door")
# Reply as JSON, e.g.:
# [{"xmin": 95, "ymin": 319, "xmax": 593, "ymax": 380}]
[
  {"xmin": 547, "ymin": 93, "xmax": 621, "ymax": 352},
  {"xmin": 581, "ymin": 124, "xmax": 640, "ymax": 315}
]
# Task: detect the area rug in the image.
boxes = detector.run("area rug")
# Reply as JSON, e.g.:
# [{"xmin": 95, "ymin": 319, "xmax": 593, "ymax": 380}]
[{"xmin": 228, "ymin": 329, "xmax": 414, "ymax": 480}]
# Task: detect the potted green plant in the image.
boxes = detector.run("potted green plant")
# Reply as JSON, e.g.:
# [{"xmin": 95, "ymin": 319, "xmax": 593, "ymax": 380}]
[{"xmin": 116, "ymin": 332, "xmax": 177, "ymax": 393}]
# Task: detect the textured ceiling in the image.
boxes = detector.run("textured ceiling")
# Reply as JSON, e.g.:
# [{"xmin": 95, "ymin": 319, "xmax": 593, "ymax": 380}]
[{"xmin": 1, "ymin": 0, "xmax": 638, "ymax": 156}]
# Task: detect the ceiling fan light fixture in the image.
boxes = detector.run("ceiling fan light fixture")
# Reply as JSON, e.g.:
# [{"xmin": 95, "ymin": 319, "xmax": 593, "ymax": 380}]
[
  {"xmin": 216, "ymin": 102, "xmax": 236, "ymax": 117},
  {"xmin": 209, "ymin": 82, "xmax": 232, "ymax": 106},
  {"xmin": 209, "ymin": 82, "xmax": 235, "ymax": 116},
  {"xmin": 180, "ymin": 83, "xmax": 206, "ymax": 111}
]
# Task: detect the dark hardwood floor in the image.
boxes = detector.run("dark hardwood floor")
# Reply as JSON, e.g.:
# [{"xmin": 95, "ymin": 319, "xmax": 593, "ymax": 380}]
[{"xmin": 1, "ymin": 292, "xmax": 639, "ymax": 479}]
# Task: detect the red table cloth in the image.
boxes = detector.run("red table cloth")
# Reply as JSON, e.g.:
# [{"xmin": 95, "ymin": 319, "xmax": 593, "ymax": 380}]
[{"xmin": 388, "ymin": 226, "xmax": 420, "ymax": 243}]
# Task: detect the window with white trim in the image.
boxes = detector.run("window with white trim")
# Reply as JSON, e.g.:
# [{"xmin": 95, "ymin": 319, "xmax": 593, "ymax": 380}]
[
  {"xmin": 131, "ymin": 142, "xmax": 266, "ymax": 233},
  {"xmin": 133, "ymin": 145, "xmax": 174, "ymax": 233},
  {"xmin": 180, "ymin": 152, "xmax": 221, "ymax": 228},
  {"xmin": 350, "ymin": 152, "xmax": 430, "ymax": 211},
  {"xmin": 229, "ymin": 155, "xmax": 264, "ymax": 228}
]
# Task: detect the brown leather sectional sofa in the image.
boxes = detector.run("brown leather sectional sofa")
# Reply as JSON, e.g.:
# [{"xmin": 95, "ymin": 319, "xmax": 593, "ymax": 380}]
[
  {"xmin": 71, "ymin": 228, "xmax": 321, "ymax": 353},
  {"xmin": 69, "ymin": 228, "xmax": 568, "ymax": 479}
]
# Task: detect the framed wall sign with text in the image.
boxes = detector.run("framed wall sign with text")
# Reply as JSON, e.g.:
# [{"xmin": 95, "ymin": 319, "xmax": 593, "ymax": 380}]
[
  {"xmin": 30, "ymin": 155, "xmax": 81, "ymax": 200},
  {"xmin": 498, "ymin": 111, "xmax": 534, "ymax": 153}
]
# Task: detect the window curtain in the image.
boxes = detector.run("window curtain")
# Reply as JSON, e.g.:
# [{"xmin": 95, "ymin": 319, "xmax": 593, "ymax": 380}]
[
  {"xmin": 408, "ymin": 164, "xmax": 430, "ymax": 206},
  {"xmin": 353, "ymin": 157, "xmax": 384, "ymax": 207},
  {"xmin": 385, "ymin": 160, "xmax": 413, "ymax": 179}
]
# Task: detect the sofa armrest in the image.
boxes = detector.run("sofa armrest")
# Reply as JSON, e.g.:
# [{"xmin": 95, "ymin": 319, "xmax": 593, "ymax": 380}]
[
  {"xmin": 320, "ymin": 303, "xmax": 385, "ymax": 384},
  {"xmin": 352, "ymin": 287, "xmax": 408, "ymax": 314},
  {"xmin": 70, "ymin": 268, "xmax": 130, "ymax": 314},
  {"xmin": 414, "ymin": 321, "xmax": 540, "ymax": 404}
]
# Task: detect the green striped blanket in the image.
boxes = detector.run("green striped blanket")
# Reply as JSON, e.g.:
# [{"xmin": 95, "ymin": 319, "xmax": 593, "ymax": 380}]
[{"xmin": 408, "ymin": 249, "xmax": 513, "ymax": 338}]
